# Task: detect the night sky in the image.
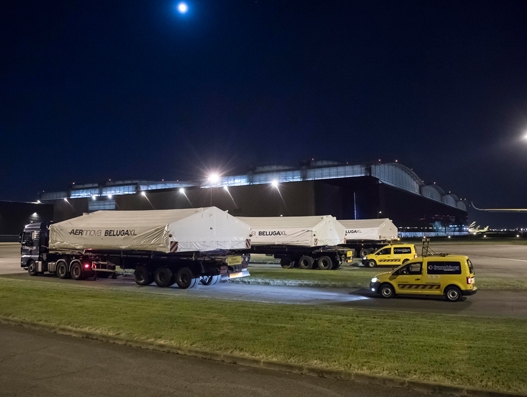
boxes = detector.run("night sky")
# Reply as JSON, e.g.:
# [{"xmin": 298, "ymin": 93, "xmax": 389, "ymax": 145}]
[{"xmin": 2, "ymin": 1, "xmax": 527, "ymax": 227}]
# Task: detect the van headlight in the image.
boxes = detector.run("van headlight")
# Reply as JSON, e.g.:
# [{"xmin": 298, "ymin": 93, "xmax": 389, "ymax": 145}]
[
  {"xmin": 363, "ymin": 256, "xmax": 367, "ymax": 260},
  {"xmin": 371, "ymin": 277, "xmax": 378, "ymax": 283}
]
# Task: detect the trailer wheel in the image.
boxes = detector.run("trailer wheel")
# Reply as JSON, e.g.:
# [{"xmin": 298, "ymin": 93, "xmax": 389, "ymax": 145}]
[
  {"xmin": 200, "ymin": 275, "xmax": 221, "ymax": 286},
  {"xmin": 280, "ymin": 257, "xmax": 295, "ymax": 269},
  {"xmin": 359, "ymin": 249, "xmax": 368, "ymax": 257},
  {"xmin": 175, "ymin": 267, "xmax": 197, "ymax": 289},
  {"xmin": 297, "ymin": 255, "xmax": 314, "ymax": 270},
  {"xmin": 27, "ymin": 260, "xmax": 38, "ymax": 276},
  {"xmin": 154, "ymin": 267, "xmax": 175, "ymax": 288},
  {"xmin": 317, "ymin": 256, "xmax": 333, "ymax": 270},
  {"xmin": 70, "ymin": 262, "xmax": 85, "ymax": 280},
  {"xmin": 134, "ymin": 266, "xmax": 153, "ymax": 286},
  {"xmin": 56, "ymin": 260, "xmax": 69, "ymax": 279}
]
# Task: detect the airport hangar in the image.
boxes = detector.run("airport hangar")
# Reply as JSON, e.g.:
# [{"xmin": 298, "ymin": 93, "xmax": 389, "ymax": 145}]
[{"xmin": 38, "ymin": 161, "xmax": 467, "ymax": 230}]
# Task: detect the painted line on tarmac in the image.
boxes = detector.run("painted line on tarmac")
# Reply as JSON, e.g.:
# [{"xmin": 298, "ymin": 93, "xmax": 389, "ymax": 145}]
[{"xmin": 0, "ymin": 316, "xmax": 525, "ymax": 397}]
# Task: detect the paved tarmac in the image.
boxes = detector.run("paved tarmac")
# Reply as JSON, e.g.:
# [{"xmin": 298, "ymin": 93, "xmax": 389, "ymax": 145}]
[
  {"xmin": 0, "ymin": 323, "xmax": 432, "ymax": 397},
  {"xmin": 3, "ymin": 243, "xmax": 527, "ymax": 319}
]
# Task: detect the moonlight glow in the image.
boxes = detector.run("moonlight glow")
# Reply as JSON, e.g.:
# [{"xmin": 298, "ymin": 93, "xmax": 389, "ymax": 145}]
[{"xmin": 177, "ymin": 2, "xmax": 188, "ymax": 14}]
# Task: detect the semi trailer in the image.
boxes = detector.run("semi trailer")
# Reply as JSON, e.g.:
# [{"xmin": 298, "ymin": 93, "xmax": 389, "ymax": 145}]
[
  {"xmin": 339, "ymin": 218, "xmax": 398, "ymax": 257},
  {"xmin": 20, "ymin": 207, "xmax": 251, "ymax": 289},
  {"xmin": 237, "ymin": 215, "xmax": 353, "ymax": 270}
]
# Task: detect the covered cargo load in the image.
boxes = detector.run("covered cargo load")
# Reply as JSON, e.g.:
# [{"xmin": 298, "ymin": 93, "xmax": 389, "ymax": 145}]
[
  {"xmin": 50, "ymin": 207, "xmax": 251, "ymax": 253},
  {"xmin": 236, "ymin": 215, "xmax": 345, "ymax": 247},
  {"xmin": 339, "ymin": 218, "xmax": 398, "ymax": 242}
]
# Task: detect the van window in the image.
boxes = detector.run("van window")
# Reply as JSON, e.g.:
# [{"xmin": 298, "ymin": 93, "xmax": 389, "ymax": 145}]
[
  {"xmin": 394, "ymin": 247, "xmax": 412, "ymax": 254},
  {"xmin": 377, "ymin": 247, "xmax": 391, "ymax": 255},
  {"xmin": 467, "ymin": 259, "xmax": 474, "ymax": 274},
  {"xmin": 396, "ymin": 262, "xmax": 421, "ymax": 275},
  {"xmin": 427, "ymin": 261, "xmax": 462, "ymax": 275}
]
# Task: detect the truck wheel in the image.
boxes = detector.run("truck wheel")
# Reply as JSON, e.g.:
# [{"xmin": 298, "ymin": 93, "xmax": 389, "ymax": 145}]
[
  {"xmin": 56, "ymin": 260, "xmax": 69, "ymax": 279},
  {"xmin": 359, "ymin": 249, "xmax": 368, "ymax": 257},
  {"xmin": 297, "ymin": 255, "xmax": 314, "ymax": 270},
  {"xmin": 70, "ymin": 262, "xmax": 85, "ymax": 280},
  {"xmin": 154, "ymin": 267, "xmax": 175, "ymax": 288},
  {"xmin": 280, "ymin": 257, "xmax": 295, "ymax": 269},
  {"xmin": 317, "ymin": 256, "xmax": 333, "ymax": 270},
  {"xmin": 175, "ymin": 267, "xmax": 197, "ymax": 289},
  {"xmin": 332, "ymin": 261, "xmax": 341, "ymax": 270},
  {"xmin": 27, "ymin": 260, "xmax": 38, "ymax": 276},
  {"xmin": 200, "ymin": 275, "xmax": 220, "ymax": 285},
  {"xmin": 444, "ymin": 286, "xmax": 462, "ymax": 302},
  {"xmin": 367, "ymin": 260, "xmax": 377, "ymax": 268},
  {"xmin": 379, "ymin": 283, "xmax": 395, "ymax": 298},
  {"xmin": 134, "ymin": 266, "xmax": 153, "ymax": 286}
]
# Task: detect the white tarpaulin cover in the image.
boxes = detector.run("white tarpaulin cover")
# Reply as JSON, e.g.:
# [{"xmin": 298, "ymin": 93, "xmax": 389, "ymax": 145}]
[
  {"xmin": 49, "ymin": 207, "xmax": 251, "ymax": 253},
  {"xmin": 236, "ymin": 216, "xmax": 345, "ymax": 247},
  {"xmin": 339, "ymin": 218, "xmax": 398, "ymax": 241}
]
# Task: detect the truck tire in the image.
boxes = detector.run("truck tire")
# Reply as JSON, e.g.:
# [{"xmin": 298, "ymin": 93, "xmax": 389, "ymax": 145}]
[
  {"xmin": 154, "ymin": 267, "xmax": 175, "ymax": 288},
  {"xmin": 444, "ymin": 286, "xmax": 462, "ymax": 302},
  {"xmin": 200, "ymin": 274, "xmax": 221, "ymax": 286},
  {"xmin": 134, "ymin": 266, "xmax": 153, "ymax": 286},
  {"xmin": 280, "ymin": 257, "xmax": 295, "ymax": 269},
  {"xmin": 175, "ymin": 267, "xmax": 197, "ymax": 289},
  {"xmin": 56, "ymin": 260, "xmax": 69, "ymax": 279},
  {"xmin": 27, "ymin": 260, "xmax": 37, "ymax": 276},
  {"xmin": 317, "ymin": 256, "xmax": 333, "ymax": 270},
  {"xmin": 359, "ymin": 249, "xmax": 368, "ymax": 257},
  {"xmin": 332, "ymin": 260, "xmax": 341, "ymax": 270},
  {"xmin": 297, "ymin": 255, "xmax": 314, "ymax": 270},
  {"xmin": 70, "ymin": 262, "xmax": 85, "ymax": 280},
  {"xmin": 367, "ymin": 260, "xmax": 377, "ymax": 268}
]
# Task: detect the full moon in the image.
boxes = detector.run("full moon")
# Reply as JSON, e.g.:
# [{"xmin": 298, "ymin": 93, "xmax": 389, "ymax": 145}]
[{"xmin": 177, "ymin": 2, "xmax": 188, "ymax": 14}]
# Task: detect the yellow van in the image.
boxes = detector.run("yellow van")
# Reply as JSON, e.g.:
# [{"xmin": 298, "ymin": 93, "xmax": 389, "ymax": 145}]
[
  {"xmin": 370, "ymin": 255, "xmax": 477, "ymax": 302},
  {"xmin": 362, "ymin": 244, "xmax": 416, "ymax": 267}
]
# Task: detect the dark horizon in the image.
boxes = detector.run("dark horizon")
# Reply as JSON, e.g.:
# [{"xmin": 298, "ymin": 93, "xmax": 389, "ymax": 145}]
[{"xmin": 2, "ymin": 1, "xmax": 527, "ymax": 227}]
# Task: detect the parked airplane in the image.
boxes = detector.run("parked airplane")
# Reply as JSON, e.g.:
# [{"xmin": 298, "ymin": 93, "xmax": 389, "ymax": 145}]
[{"xmin": 468, "ymin": 221, "xmax": 489, "ymax": 235}]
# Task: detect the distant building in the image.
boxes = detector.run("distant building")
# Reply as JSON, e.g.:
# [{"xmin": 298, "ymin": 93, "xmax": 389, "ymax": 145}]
[{"xmin": 39, "ymin": 161, "xmax": 467, "ymax": 234}]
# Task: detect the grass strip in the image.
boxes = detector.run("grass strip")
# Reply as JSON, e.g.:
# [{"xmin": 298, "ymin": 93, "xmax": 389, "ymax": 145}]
[
  {"xmin": 0, "ymin": 278, "xmax": 526, "ymax": 393},
  {"xmin": 234, "ymin": 266, "xmax": 527, "ymax": 290}
]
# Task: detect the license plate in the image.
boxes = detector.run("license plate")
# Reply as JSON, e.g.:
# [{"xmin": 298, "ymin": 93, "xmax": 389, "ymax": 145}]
[{"xmin": 226, "ymin": 256, "xmax": 242, "ymax": 265}]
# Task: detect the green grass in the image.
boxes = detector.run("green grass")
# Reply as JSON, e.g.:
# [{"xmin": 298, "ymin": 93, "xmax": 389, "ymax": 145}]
[
  {"xmin": 234, "ymin": 265, "xmax": 527, "ymax": 290},
  {"xmin": 0, "ymin": 278, "xmax": 526, "ymax": 393}
]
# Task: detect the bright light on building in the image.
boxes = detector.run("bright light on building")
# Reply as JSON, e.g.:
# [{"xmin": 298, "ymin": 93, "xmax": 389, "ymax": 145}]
[
  {"xmin": 141, "ymin": 191, "xmax": 146, "ymax": 197},
  {"xmin": 92, "ymin": 195, "xmax": 96, "ymax": 200},
  {"xmin": 36, "ymin": 200, "xmax": 41, "ymax": 204},
  {"xmin": 271, "ymin": 180, "xmax": 279, "ymax": 188},
  {"xmin": 63, "ymin": 198, "xmax": 68, "ymax": 202},
  {"xmin": 208, "ymin": 173, "xmax": 220, "ymax": 184},
  {"xmin": 179, "ymin": 188, "xmax": 185, "ymax": 194},
  {"xmin": 223, "ymin": 185, "xmax": 229, "ymax": 191},
  {"xmin": 107, "ymin": 194, "xmax": 112, "ymax": 199}
]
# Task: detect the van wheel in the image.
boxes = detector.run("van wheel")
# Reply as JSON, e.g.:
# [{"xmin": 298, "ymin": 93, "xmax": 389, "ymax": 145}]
[
  {"xmin": 280, "ymin": 257, "xmax": 295, "ymax": 269},
  {"xmin": 444, "ymin": 286, "xmax": 462, "ymax": 302},
  {"xmin": 317, "ymin": 256, "xmax": 333, "ymax": 270},
  {"xmin": 154, "ymin": 267, "xmax": 175, "ymax": 287},
  {"xmin": 367, "ymin": 260, "xmax": 377, "ymax": 268},
  {"xmin": 297, "ymin": 256, "xmax": 314, "ymax": 270},
  {"xmin": 379, "ymin": 283, "xmax": 395, "ymax": 298},
  {"xmin": 27, "ymin": 261, "xmax": 37, "ymax": 276}
]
